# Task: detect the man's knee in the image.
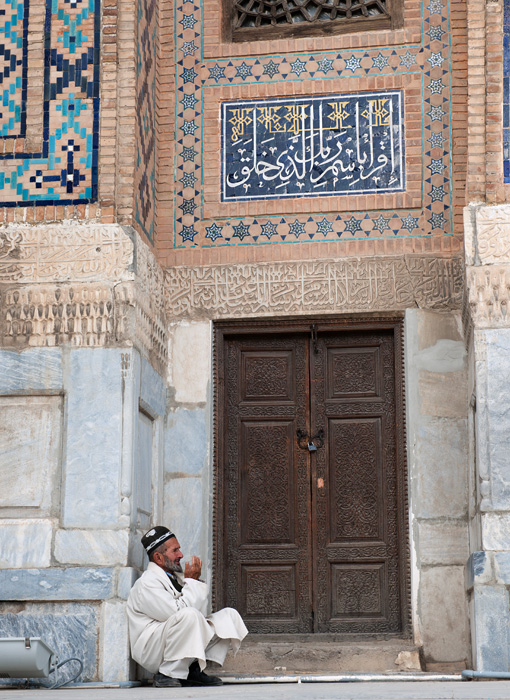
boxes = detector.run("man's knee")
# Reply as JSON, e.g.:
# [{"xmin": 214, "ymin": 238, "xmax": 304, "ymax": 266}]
[{"xmin": 176, "ymin": 606, "xmax": 207, "ymax": 627}]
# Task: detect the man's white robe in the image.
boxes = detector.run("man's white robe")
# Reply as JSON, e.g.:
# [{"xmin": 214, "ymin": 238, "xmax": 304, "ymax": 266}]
[{"xmin": 127, "ymin": 562, "xmax": 247, "ymax": 674}]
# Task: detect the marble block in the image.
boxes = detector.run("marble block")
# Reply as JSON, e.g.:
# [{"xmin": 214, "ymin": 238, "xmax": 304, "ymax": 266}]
[
  {"xmin": 163, "ymin": 476, "xmax": 204, "ymax": 562},
  {"xmin": 165, "ymin": 408, "xmax": 206, "ymax": 476},
  {"xmin": 0, "ymin": 395, "xmax": 62, "ymax": 512},
  {"xmin": 494, "ymin": 552, "xmax": 510, "ymax": 585},
  {"xmin": 471, "ymin": 586, "xmax": 510, "ymax": 671},
  {"xmin": 0, "ymin": 520, "xmax": 52, "ymax": 568},
  {"xmin": 0, "ymin": 568, "xmax": 115, "ymax": 601},
  {"xmin": 485, "ymin": 331, "xmax": 510, "ymax": 509},
  {"xmin": 413, "ymin": 418, "xmax": 468, "ymax": 519},
  {"xmin": 0, "ymin": 603, "xmax": 98, "ymax": 684},
  {"xmin": 481, "ymin": 513, "xmax": 510, "ymax": 551},
  {"xmin": 62, "ymin": 349, "xmax": 123, "ymax": 528},
  {"xmin": 100, "ymin": 601, "xmax": 131, "ymax": 682},
  {"xmin": 54, "ymin": 530, "xmax": 128, "ymax": 566},
  {"xmin": 117, "ymin": 567, "xmax": 138, "ymax": 600},
  {"xmin": 140, "ymin": 357, "xmax": 166, "ymax": 418},
  {"xmin": 466, "ymin": 551, "xmax": 493, "ymax": 589},
  {"xmin": 0, "ymin": 349, "xmax": 62, "ymax": 393},
  {"xmin": 419, "ymin": 566, "xmax": 470, "ymax": 662},
  {"xmin": 170, "ymin": 322, "xmax": 211, "ymax": 404},
  {"xmin": 417, "ymin": 521, "xmax": 469, "ymax": 566}
]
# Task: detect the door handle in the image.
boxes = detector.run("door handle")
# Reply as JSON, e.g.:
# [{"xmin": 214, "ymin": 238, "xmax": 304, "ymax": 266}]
[{"xmin": 296, "ymin": 428, "xmax": 325, "ymax": 452}]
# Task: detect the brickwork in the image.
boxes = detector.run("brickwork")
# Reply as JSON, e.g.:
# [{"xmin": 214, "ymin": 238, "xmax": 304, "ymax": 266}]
[{"xmin": 466, "ymin": 0, "xmax": 509, "ymax": 205}]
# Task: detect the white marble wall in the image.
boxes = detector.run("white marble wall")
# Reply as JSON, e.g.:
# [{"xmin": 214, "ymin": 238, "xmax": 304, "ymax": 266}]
[
  {"xmin": 0, "ymin": 345, "xmax": 166, "ymax": 682},
  {"xmin": 163, "ymin": 321, "xmax": 212, "ymax": 574},
  {"xmin": 464, "ymin": 203, "xmax": 510, "ymax": 671},
  {"xmin": 405, "ymin": 309, "xmax": 470, "ymax": 667}
]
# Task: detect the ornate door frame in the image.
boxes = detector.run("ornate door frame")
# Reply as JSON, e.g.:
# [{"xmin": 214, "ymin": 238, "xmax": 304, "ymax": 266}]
[{"xmin": 212, "ymin": 315, "xmax": 411, "ymax": 638}]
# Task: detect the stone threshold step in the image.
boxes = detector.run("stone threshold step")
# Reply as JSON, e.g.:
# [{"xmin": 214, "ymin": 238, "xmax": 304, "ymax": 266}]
[{"xmin": 221, "ymin": 637, "xmax": 424, "ymax": 674}]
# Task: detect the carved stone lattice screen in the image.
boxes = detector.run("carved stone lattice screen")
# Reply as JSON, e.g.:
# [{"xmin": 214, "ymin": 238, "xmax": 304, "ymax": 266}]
[{"xmin": 231, "ymin": 0, "xmax": 394, "ymax": 40}]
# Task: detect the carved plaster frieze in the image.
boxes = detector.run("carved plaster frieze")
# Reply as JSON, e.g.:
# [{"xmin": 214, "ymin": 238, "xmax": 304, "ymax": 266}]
[
  {"xmin": 0, "ymin": 224, "xmax": 168, "ymax": 371},
  {"xmin": 0, "ymin": 223, "xmax": 133, "ymax": 284},
  {"xmin": 0, "ymin": 283, "xmax": 116, "ymax": 347},
  {"xmin": 164, "ymin": 256, "xmax": 464, "ymax": 320},
  {"xmin": 465, "ymin": 265, "xmax": 510, "ymax": 329}
]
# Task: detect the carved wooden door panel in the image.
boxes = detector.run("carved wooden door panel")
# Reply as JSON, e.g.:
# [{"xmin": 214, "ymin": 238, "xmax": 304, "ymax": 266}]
[
  {"xmin": 311, "ymin": 329, "xmax": 404, "ymax": 633},
  {"xmin": 216, "ymin": 320, "xmax": 408, "ymax": 637},
  {"xmin": 222, "ymin": 333, "xmax": 313, "ymax": 633}
]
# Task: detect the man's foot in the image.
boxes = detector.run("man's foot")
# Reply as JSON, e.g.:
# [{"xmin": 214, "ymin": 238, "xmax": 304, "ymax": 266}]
[
  {"xmin": 181, "ymin": 660, "xmax": 223, "ymax": 687},
  {"xmin": 153, "ymin": 672, "xmax": 182, "ymax": 688}
]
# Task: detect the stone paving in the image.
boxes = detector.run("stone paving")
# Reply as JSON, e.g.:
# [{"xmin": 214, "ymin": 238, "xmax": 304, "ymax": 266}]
[{"xmin": 2, "ymin": 680, "xmax": 510, "ymax": 700}]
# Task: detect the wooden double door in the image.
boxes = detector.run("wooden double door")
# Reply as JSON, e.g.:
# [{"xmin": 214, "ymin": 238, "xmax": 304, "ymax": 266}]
[{"xmin": 214, "ymin": 319, "xmax": 409, "ymax": 636}]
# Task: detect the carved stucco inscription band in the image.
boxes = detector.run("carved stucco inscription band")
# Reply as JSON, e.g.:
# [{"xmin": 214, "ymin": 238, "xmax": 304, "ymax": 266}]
[{"xmin": 165, "ymin": 257, "xmax": 463, "ymax": 319}]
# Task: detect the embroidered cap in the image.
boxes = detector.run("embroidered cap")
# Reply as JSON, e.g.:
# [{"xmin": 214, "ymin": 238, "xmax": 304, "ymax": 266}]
[{"xmin": 141, "ymin": 526, "xmax": 175, "ymax": 554}]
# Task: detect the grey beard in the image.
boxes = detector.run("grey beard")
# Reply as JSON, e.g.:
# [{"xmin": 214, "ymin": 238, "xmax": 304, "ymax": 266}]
[{"xmin": 163, "ymin": 555, "xmax": 182, "ymax": 574}]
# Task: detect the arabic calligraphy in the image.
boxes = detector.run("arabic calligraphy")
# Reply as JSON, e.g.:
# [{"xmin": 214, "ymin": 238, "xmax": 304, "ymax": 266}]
[{"xmin": 221, "ymin": 91, "xmax": 405, "ymax": 201}]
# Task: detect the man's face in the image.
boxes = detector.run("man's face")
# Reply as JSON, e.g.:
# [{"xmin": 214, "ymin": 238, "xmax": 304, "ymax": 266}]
[{"xmin": 154, "ymin": 537, "xmax": 183, "ymax": 574}]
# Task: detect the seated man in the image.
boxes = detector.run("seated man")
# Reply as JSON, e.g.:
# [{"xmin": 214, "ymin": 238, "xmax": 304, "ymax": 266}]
[{"xmin": 127, "ymin": 526, "xmax": 248, "ymax": 688}]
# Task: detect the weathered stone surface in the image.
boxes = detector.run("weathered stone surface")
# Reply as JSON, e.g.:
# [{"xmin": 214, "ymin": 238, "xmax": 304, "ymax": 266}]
[
  {"xmin": 394, "ymin": 650, "xmax": 423, "ymax": 671},
  {"xmin": 474, "ymin": 204, "xmax": 510, "ymax": 266},
  {"xmin": 99, "ymin": 601, "xmax": 131, "ymax": 682},
  {"xmin": 0, "ymin": 520, "xmax": 52, "ymax": 568},
  {"xmin": 481, "ymin": 513, "xmax": 510, "ymax": 551},
  {"xmin": 0, "ymin": 348, "xmax": 62, "ymax": 392},
  {"xmin": 466, "ymin": 551, "xmax": 494, "ymax": 589},
  {"xmin": 0, "ymin": 568, "xmax": 115, "ymax": 601},
  {"xmin": 163, "ymin": 476, "xmax": 204, "ymax": 562},
  {"xmin": 169, "ymin": 321, "xmax": 211, "ymax": 404},
  {"xmin": 222, "ymin": 638, "xmax": 421, "ymax": 674},
  {"xmin": 471, "ymin": 586, "xmax": 510, "ymax": 672},
  {"xmin": 417, "ymin": 522, "xmax": 469, "ymax": 566},
  {"xmin": 140, "ymin": 356, "xmax": 166, "ymax": 417},
  {"xmin": 0, "ymin": 602, "xmax": 98, "ymax": 684},
  {"xmin": 0, "ymin": 395, "xmax": 62, "ymax": 512},
  {"xmin": 419, "ymin": 370, "xmax": 468, "ymax": 418},
  {"xmin": 494, "ymin": 552, "xmax": 510, "ymax": 585},
  {"xmin": 54, "ymin": 530, "xmax": 128, "ymax": 566},
  {"xmin": 62, "ymin": 349, "xmax": 123, "ymax": 528},
  {"xmin": 414, "ymin": 339, "xmax": 466, "ymax": 374},
  {"xmin": 165, "ymin": 257, "xmax": 464, "ymax": 320},
  {"xmin": 484, "ymin": 330, "xmax": 510, "ymax": 509},
  {"xmin": 165, "ymin": 408, "xmax": 206, "ymax": 476},
  {"xmin": 413, "ymin": 418, "xmax": 468, "ymax": 519},
  {"xmin": 0, "ymin": 224, "xmax": 133, "ymax": 285},
  {"xmin": 134, "ymin": 409, "xmax": 154, "ymax": 533},
  {"xmin": 419, "ymin": 566, "xmax": 470, "ymax": 662},
  {"xmin": 417, "ymin": 311, "xmax": 463, "ymax": 351}
]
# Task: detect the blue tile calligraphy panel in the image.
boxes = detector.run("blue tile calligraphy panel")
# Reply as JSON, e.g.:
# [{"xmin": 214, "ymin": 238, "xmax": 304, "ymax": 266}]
[{"xmin": 221, "ymin": 90, "xmax": 405, "ymax": 202}]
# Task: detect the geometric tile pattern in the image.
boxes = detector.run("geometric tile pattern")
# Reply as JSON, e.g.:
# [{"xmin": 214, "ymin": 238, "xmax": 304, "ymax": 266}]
[
  {"xmin": 0, "ymin": 0, "xmax": 99, "ymax": 205},
  {"xmin": 134, "ymin": 0, "xmax": 156, "ymax": 243},
  {"xmin": 0, "ymin": 0, "xmax": 28, "ymax": 138},
  {"xmin": 174, "ymin": 0, "xmax": 453, "ymax": 247},
  {"xmin": 504, "ymin": 0, "xmax": 510, "ymax": 182}
]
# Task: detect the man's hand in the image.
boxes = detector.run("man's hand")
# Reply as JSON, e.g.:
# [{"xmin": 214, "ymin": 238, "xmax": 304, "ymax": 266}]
[{"xmin": 184, "ymin": 555, "xmax": 202, "ymax": 580}]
